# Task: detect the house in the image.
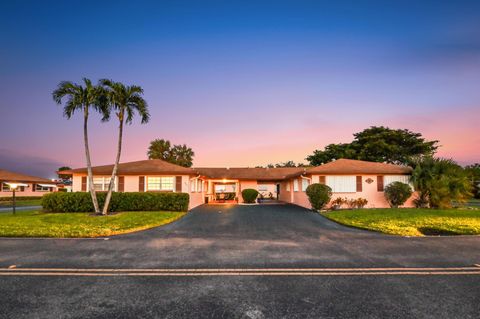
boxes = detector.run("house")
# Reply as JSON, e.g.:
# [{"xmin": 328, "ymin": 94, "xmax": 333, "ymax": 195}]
[
  {"xmin": 62, "ymin": 158, "xmax": 415, "ymax": 209},
  {"xmin": 0, "ymin": 169, "xmax": 58, "ymax": 197}
]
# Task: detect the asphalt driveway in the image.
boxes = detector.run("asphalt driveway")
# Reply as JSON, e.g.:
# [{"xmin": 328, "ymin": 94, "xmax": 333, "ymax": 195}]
[
  {"xmin": 0, "ymin": 203, "xmax": 479, "ymax": 269},
  {"xmin": 1, "ymin": 204, "xmax": 479, "ymax": 318}
]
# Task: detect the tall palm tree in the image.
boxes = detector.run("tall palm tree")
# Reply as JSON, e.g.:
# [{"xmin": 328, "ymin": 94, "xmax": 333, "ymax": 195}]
[
  {"xmin": 100, "ymin": 79, "xmax": 150, "ymax": 215},
  {"xmin": 52, "ymin": 78, "xmax": 108, "ymax": 214}
]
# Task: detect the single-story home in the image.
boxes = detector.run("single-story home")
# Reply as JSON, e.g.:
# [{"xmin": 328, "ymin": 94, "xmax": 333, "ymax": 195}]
[
  {"xmin": 0, "ymin": 169, "xmax": 58, "ymax": 197},
  {"xmin": 61, "ymin": 158, "xmax": 415, "ymax": 209}
]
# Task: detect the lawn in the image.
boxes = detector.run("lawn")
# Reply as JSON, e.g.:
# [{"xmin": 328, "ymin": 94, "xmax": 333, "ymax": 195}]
[
  {"xmin": 0, "ymin": 199, "xmax": 42, "ymax": 207},
  {"xmin": 322, "ymin": 208, "xmax": 480, "ymax": 236},
  {"xmin": 0, "ymin": 210, "xmax": 186, "ymax": 238}
]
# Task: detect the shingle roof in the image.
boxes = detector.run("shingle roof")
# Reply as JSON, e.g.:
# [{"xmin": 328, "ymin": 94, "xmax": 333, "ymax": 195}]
[
  {"xmin": 0, "ymin": 169, "xmax": 53, "ymax": 183},
  {"xmin": 305, "ymin": 159, "xmax": 412, "ymax": 175},
  {"xmin": 60, "ymin": 159, "xmax": 197, "ymax": 176},
  {"xmin": 195, "ymin": 167, "xmax": 305, "ymax": 181}
]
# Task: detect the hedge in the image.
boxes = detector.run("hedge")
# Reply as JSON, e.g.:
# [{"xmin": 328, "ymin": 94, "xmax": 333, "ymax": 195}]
[
  {"xmin": 42, "ymin": 192, "xmax": 189, "ymax": 213},
  {"xmin": 306, "ymin": 183, "xmax": 332, "ymax": 211},
  {"xmin": 241, "ymin": 189, "xmax": 259, "ymax": 203},
  {"xmin": 0, "ymin": 196, "xmax": 42, "ymax": 202}
]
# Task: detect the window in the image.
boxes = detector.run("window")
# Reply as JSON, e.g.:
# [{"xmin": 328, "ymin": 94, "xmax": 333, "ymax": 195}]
[
  {"xmin": 384, "ymin": 175, "xmax": 412, "ymax": 188},
  {"xmin": 258, "ymin": 184, "xmax": 268, "ymax": 192},
  {"xmin": 286, "ymin": 182, "xmax": 290, "ymax": 191},
  {"xmin": 147, "ymin": 177, "xmax": 174, "ymax": 191},
  {"xmin": 197, "ymin": 180, "xmax": 203, "ymax": 192},
  {"xmin": 215, "ymin": 184, "xmax": 226, "ymax": 192},
  {"xmin": 190, "ymin": 179, "xmax": 196, "ymax": 192},
  {"xmin": 93, "ymin": 177, "xmax": 111, "ymax": 191},
  {"xmin": 326, "ymin": 176, "xmax": 356, "ymax": 193},
  {"xmin": 2, "ymin": 183, "xmax": 10, "ymax": 192},
  {"xmin": 293, "ymin": 179, "xmax": 299, "ymax": 192},
  {"xmin": 35, "ymin": 184, "xmax": 51, "ymax": 192},
  {"xmin": 301, "ymin": 178, "xmax": 310, "ymax": 191}
]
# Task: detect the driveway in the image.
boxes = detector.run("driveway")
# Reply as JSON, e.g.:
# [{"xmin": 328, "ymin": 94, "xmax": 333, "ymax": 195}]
[
  {"xmin": 1, "ymin": 204, "xmax": 479, "ymax": 318},
  {"xmin": 0, "ymin": 203, "xmax": 479, "ymax": 269}
]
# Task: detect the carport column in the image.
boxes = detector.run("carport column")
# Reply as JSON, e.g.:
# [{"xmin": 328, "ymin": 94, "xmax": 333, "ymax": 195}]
[{"xmin": 236, "ymin": 181, "xmax": 240, "ymax": 202}]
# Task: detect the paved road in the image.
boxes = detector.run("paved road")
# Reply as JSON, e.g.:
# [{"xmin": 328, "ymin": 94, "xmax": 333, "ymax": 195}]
[
  {"xmin": 0, "ymin": 204, "xmax": 479, "ymax": 318},
  {"xmin": 0, "ymin": 205, "xmax": 41, "ymax": 213}
]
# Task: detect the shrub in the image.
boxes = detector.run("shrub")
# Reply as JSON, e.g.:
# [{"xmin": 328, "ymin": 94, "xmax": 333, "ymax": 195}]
[
  {"xmin": 42, "ymin": 192, "xmax": 189, "ymax": 212},
  {"xmin": 241, "ymin": 189, "xmax": 259, "ymax": 203},
  {"xmin": 306, "ymin": 183, "xmax": 332, "ymax": 211},
  {"xmin": 384, "ymin": 182, "xmax": 413, "ymax": 208},
  {"xmin": 330, "ymin": 197, "xmax": 346, "ymax": 210},
  {"xmin": 355, "ymin": 198, "xmax": 368, "ymax": 208}
]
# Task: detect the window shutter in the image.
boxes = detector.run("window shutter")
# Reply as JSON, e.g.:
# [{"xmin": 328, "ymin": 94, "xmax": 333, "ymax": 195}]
[
  {"xmin": 356, "ymin": 176, "xmax": 362, "ymax": 192},
  {"xmin": 32, "ymin": 183, "xmax": 36, "ymax": 192},
  {"xmin": 377, "ymin": 176, "xmax": 384, "ymax": 192},
  {"xmin": 81, "ymin": 176, "xmax": 87, "ymax": 191},
  {"xmin": 175, "ymin": 176, "xmax": 182, "ymax": 192},
  {"xmin": 319, "ymin": 176, "xmax": 326, "ymax": 184},
  {"xmin": 139, "ymin": 176, "xmax": 145, "ymax": 192},
  {"xmin": 118, "ymin": 176, "xmax": 125, "ymax": 192}
]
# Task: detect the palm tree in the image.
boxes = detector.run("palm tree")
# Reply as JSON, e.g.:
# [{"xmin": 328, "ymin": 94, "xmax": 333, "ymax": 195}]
[
  {"xmin": 100, "ymin": 79, "xmax": 150, "ymax": 215},
  {"xmin": 171, "ymin": 144, "xmax": 195, "ymax": 167},
  {"xmin": 52, "ymin": 78, "xmax": 107, "ymax": 214}
]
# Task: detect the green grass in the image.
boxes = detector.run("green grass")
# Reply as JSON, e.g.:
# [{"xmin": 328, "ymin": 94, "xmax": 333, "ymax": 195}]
[
  {"xmin": 322, "ymin": 208, "xmax": 480, "ymax": 236},
  {"xmin": 0, "ymin": 199, "xmax": 42, "ymax": 207},
  {"xmin": 0, "ymin": 210, "xmax": 186, "ymax": 238}
]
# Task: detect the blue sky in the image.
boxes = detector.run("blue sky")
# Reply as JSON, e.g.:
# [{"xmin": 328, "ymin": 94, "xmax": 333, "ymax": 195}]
[{"xmin": 0, "ymin": 1, "xmax": 479, "ymax": 177}]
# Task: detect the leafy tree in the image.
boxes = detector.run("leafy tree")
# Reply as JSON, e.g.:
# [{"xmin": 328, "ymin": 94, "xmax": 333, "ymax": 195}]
[
  {"xmin": 147, "ymin": 139, "xmax": 194, "ymax": 167},
  {"xmin": 465, "ymin": 163, "xmax": 480, "ymax": 199},
  {"xmin": 384, "ymin": 182, "xmax": 413, "ymax": 208},
  {"xmin": 100, "ymin": 79, "xmax": 150, "ymax": 215},
  {"xmin": 57, "ymin": 166, "xmax": 72, "ymax": 180},
  {"xmin": 52, "ymin": 78, "xmax": 107, "ymax": 214},
  {"xmin": 171, "ymin": 144, "xmax": 195, "ymax": 168},
  {"xmin": 306, "ymin": 126, "xmax": 438, "ymax": 165},
  {"xmin": 411, "ymin": 157, "xmax": 472, "ymax": 208}
]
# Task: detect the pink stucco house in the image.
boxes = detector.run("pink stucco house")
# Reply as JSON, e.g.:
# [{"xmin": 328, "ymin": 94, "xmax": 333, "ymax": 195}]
[{"xmin": 62, "ymin": 158, "xmax": 415, "ymax": 210}]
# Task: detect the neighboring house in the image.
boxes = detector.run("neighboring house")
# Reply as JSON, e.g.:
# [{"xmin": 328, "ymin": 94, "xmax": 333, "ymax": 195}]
[
  {"xmin": 62, "ymin": 158, "xmax": 415, "ymax": 209},
  {"xmin": 0, "ymin": 169, "xmax": 57, "ymax": 198}
]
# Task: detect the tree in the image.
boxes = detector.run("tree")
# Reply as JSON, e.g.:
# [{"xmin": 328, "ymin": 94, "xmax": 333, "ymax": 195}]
[
  {"xmin": 306, "ymin": 126, "xmax": 438, "ymax": 165},
  {"xmin": 52, "ymin": 78, "xmax": 107, "ymax": 214},
  {"xmin": 100, "ymin": 79, "xmax": 150, "ymax": 215},
  {"xmin": 147, "ymin": 139, "xmax": 195, "ymax": 167},
  {"xmin": 57, "ymin": 166, "xmax": 72, "ymax": 180},
  {"xmin": 411, "ymin": 157, "xmax": 472, "ymax": 208},
  {"xmin": 465, "ymin": 163, "xmax": 480, "ymax": 199}
]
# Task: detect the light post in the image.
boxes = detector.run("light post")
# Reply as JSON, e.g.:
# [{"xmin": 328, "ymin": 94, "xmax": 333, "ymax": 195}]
[{"xmin": 9, "ymin": 183, "xmax": 18, "ymax": 215}]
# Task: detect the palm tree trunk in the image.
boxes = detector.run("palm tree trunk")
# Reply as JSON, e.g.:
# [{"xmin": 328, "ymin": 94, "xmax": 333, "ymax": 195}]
[
  {"xmin": 84, "ymin": 107, "xmax": 100, "ymax": 214},
  {"xmin": 102, "ymin": 113, "xmax": 124, "ymax": 215}
]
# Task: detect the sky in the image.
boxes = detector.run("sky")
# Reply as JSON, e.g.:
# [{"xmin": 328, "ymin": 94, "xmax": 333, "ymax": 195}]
[{"xmin": 0, "ymin": 0, "xmax": 479, "ymax": 178}]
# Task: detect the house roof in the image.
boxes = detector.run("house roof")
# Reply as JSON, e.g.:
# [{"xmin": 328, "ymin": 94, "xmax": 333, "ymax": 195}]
[
  {"xmin": 304, "ymin": 159, "xmax": 412, "ymax": 175},
  {"xmin": 0, "ymin": 169, "xmax": 53, "ymax": 184},
  {"xmin": 195, "ymin": 167, "xmax": 305, "ymax": 181},
  {"xmin": 60, "ymin": 159, "xmax": 197, "ymax": 176}
]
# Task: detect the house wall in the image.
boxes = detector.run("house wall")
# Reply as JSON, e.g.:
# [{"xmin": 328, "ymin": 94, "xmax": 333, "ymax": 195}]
[
  {"xmin": 71, "ymin": 174, "xmax": 205, "ymax": 210},
  {"xmin": 289, "ymin": 174, "xmax": 416, "ymax": 209},
  {"xmin": 278, "ymin": 180, "xmax": 293, "ymax": 203}
]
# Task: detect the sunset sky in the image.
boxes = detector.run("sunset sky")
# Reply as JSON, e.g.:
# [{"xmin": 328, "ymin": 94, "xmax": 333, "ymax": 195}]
[{"xmin": 1, "ymin": 1, "xmax": 479, "ymax": 178}]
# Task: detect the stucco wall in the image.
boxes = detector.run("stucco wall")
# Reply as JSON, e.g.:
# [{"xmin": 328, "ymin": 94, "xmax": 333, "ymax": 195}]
[
  {"xmin": 289, "ymin": 174, "xmax": 416, "ymax": 209},
  {"xmin": 278, "ymin": 180, "xmax": 293, "ymax": 203}
]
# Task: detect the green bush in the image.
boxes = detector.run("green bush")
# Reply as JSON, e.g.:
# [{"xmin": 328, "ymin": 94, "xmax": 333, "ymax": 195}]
[
  {"xmin": 0, "ymin": 196, "xmax": 43, "ymax": 202},
  {"xmin": 42, "ymin": 192, "xmax": 189, "ymax": 212},
  {"xmin": 306, "ymin": 183, "xmax": 332, "ymax": 211},
  {"xmin": 241, "ymin": 189, "xmax": 259, "ymax": 203},
  {"xmin": 384, "ymin": 182, "xmax": 413, "ymax": 208}
]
